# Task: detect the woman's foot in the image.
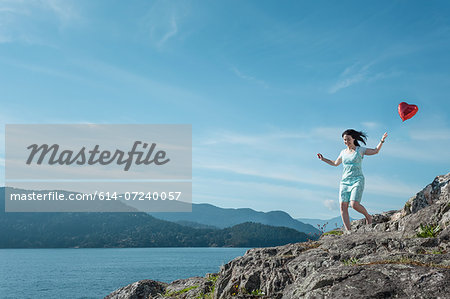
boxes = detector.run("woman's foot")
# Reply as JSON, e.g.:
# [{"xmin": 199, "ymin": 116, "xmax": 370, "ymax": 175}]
[{"xmin": 365, "ymin": 214, "xmax": 373, "ymax": 225}]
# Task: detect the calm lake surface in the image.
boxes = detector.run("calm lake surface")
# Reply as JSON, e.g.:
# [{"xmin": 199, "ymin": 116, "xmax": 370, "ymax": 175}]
[{"xmin": 0, "ymin": 247, "xmax": 250, "ymax": 299}]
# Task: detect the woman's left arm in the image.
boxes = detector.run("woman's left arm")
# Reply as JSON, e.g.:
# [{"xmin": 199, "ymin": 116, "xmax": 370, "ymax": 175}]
[{"xmin": 365, "ymin": 132, "xmax": 388, "ymax": 156}]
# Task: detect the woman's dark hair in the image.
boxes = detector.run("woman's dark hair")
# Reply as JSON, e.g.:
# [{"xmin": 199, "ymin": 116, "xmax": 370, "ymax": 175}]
[{"xmin": 342, "ymin": 129, "xmax": 367, "ymax": 146}]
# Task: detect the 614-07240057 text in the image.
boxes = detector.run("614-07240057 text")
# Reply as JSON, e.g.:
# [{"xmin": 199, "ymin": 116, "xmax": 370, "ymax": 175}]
[
  {"xmin": 8, "ymin": 191, "xmax": 182, "ymax": 201},
  {"xmin": 98, "ymin": 191, "xmax": 182, "ymax": 201}
]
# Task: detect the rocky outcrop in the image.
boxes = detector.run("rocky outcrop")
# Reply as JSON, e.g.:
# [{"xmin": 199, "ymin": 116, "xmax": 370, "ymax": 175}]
[
  {"xmin": 104, "ymin": 280, "xmax": 167, "ymax": 299},
  {"xmin": 105, "ymin": 173, "xmax": 450, "ymax": 299}
]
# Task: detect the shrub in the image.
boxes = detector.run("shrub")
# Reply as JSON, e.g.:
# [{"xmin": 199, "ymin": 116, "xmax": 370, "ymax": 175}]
[{"xmin": 416, "ymin": 223, "xmax": 441, "ymax": 238}]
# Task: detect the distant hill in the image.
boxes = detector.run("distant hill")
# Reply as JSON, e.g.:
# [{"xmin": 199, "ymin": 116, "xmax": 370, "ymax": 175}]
[
  {"xmin": 175, "ymin": 220, "xmax": 220, "ymax": 230},
  {"xmin": 0, "ymin": 187, "xmax": 317, "ymax": 248},
  {"xmin": 148, "ymin": 203, "xmax": 320, "ymax": 235},
  {"xmin": 297, "ymin": 216, "xmax": 355, "ymax": 232}
]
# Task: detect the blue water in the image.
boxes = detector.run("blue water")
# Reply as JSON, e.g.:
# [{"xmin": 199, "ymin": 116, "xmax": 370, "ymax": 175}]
[{"xmin": 0, "ymin": 247, "xmax": 249, "ymax": 299}]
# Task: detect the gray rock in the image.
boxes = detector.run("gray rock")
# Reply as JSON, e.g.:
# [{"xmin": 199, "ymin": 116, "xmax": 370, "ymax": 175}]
[
  {"xmin": 105, "ymin": 173, "xmax": 450, "ymax": 299},
  {"xmin": 162, "ymin": 275, "xmax": 215, "ymax": 299},
  {"xmin": 104, "ymin": 279, "xmax": 167, "ymax": 299}
]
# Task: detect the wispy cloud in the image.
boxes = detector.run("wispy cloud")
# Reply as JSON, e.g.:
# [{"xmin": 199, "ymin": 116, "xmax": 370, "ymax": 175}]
[
  {"xmin": 311, "ymin": 127, "xmax": 344, "ymax": 141},
  {"xmin": 364, "ymin": 175, "xmax": 420, "ymax": 198},
  {"xmin": 361, "ymin": 121, "xmax": 380, "ymax": 129},
  {"xmin": 201, "ymin": 129, "xmax": 308, "ymax": 146},
  {"xmin": 0, "ymin": 57, "xmax": 85, "ymax": 81},
  {"xmin": 329, "ymin": 61, "xmax": 400, "ymax": 94},
  {"xmin": 200, "ymin": 126, "xmax": 345, "ymax": 146},
  {"xmin": 193, "ymin": 176, "xmax": 337, "ymax": 217},
  {"xmin": 72, "ymin": 58, "xmax": 207, "ymax": 106},
  {"xmin": 231, "ymin": 66, "xmax": 268, "ymax": 88},
  {"xmin": 324, "ymin": 199, "xmax": 339, "ymax": 211},
  {"xmin": 43, "ymin": 0, "xmax": 79, "ymax": 24},
  {"xmin": 0, "ymin": 0, "xmax": 80, "ymax": 44},
  {"xmin": 195, "ymin": 161, "xmax": 341, "ymax": 190},
  {"xmin": 383, "ymin": 139, "xmax": 450, "ymax": 164},
  {"xmin": 409, "ymin": 128, "xmax": 450, "ymax": 141},
  {"xmin": 142, "ymin": 0, "xmax": 190, "ymax": 49},
  {"xmin": 156, "ymin": 15, "xmax": 178, "ymax": 48},
  {"xmin": 329, "ymin": 62, "xmax": 371, "ymax": 94}
]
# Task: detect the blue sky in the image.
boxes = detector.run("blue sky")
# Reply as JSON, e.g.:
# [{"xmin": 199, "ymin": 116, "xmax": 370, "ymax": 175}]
[{"xmin": 1, "ymin": 0, "xmax": 449, "ymax": 220}]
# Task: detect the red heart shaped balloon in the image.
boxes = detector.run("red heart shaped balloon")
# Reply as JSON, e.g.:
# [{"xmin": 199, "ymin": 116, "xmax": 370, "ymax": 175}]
[{"xmin": 398, "ymin": 102, "xmax": 418, "ymax": 122}]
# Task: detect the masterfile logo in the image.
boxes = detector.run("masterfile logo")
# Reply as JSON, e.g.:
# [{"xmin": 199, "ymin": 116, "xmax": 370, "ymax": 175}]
[
  {"xmin": 26, "ymin": 141, "xmax": 170, "ymax": 171},
  {"xmin": 5, "ymin": 124, "xmax": 192, "ymax": 213}
]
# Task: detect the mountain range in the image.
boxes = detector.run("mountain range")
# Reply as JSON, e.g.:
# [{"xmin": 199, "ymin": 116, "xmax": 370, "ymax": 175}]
[
  {"xmin": 0, "ymin": 187, "xmax": 318, "ymax": 248},
  {"xmin": 297, "ymin": 216, "xmax": 355, "ymax": 232},
  {"xmin": 148, "ymin": 203, "xmax": 321, "ymax": 235}
]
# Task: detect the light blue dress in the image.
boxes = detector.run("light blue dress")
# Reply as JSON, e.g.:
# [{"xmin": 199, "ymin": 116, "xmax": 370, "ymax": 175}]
[{"xmin": 338, "ymin": 146, "xmax": 367, "ymax": 203}]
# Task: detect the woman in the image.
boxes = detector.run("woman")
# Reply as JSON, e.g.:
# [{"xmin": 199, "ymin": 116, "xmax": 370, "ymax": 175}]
[{"xmin": 317, "ymin": 129, "xmax": 388, "ymax": 231}]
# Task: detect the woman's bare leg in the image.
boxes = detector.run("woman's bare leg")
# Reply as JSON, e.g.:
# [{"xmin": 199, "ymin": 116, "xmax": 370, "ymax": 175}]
[
  {"xmin": 340, "ymin": 202, "xmax": 351, "ymax": 231},
  {"xmin": 350, "ymin": 201, "xmax": 372, "ymax": 224}
]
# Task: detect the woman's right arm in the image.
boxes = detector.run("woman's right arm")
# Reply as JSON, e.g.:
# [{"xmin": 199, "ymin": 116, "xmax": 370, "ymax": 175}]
[{"xmin": 317, "ymin": 153, "xmax": 342, "ymax": 166}]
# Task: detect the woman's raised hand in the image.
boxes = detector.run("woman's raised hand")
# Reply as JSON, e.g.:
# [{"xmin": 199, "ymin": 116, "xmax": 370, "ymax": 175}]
[
  {"xmin": 381, "ymin": 132, "xmax": 388, "ymax": 142},
  {"xmin": 317, "ymin": 153, "xmax": 324, "ymax": 160}
]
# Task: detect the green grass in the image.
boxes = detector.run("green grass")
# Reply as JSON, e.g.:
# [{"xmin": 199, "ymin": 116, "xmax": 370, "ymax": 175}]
[
  {"xmin": 250, "ymin": 289, "xmax": 265, "ymax": 296},
  {"xmin": 430, "ymin": 249, "xmax": 446, "ymax": 254},
  {"xmin": 342, "ymin": 257, "xmax": 359, "ymax": 266},
  {"xmin": 323, "ymin": 230, "xmax": 343, "ymax": 236},
  {"xmin": 418, "ymin": 247, "xmax": 447, "ymax": 255},
  {"xmin": 196, "ymin": 274, "xmax": 219, "ymax": 299},
  {"xmin": 238, "ymin": 288, "xmax": 265, "ymax": 296},
  {"xmin": 347, "ymin": 256, "xmax": 450, "ymax": 269},
  {"xmin": 303, "ymin": 241, "xmax": 321, "ymax": 250},
  {"xmin": 164, "ymin": 285, "xmax": 199, "ymax": 297},
  {"xmin": 416, "ymin": 223, "xmax": 441, "ymax": 238}
]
